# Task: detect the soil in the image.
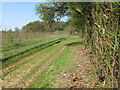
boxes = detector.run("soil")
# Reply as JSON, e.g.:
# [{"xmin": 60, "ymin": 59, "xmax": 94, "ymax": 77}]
[
  {"xmin": 19, "ymin": 45, "xmax": 67, "ymax": 88},
  {"xmin": 54, "ymin": 48, "xmax": 99, "ymax": 88},
  {"xmin": 2, "ymin": 48, "xmax": 46, "ymax": 75},
  {"xmin": 2, "ymin": 42, "xmax": 67, "ymax": 88},
  {"xmin": 2, "ymin": 41, "xmax": 99, "ymax": 88}
]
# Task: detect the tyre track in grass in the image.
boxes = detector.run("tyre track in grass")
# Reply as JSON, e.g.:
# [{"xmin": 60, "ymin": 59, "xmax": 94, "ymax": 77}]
[
  {"xmin": 2, "ymin": 40, "xmax": 68, "ymax": 88},
  {"xmin": 2, "ymin": 55, "xmax": 47, "ymax": 88},
  {"xmin": 54, "ymin": 48, "xmax": 99, "ymax": 88},
  {"xmin": 2, "ymin": 40, "xmax": 62, "ymax": 76},
  {"xmin": 2, "ymin": 42, "xmax": 60, "ymax": 87},
  {"xmin": 2, "ymin": 48, "xmax": 45, "ymax": 76},
  {"xmin": 18, "ymin": 44, "xmax": 67, "ymax": 88}
]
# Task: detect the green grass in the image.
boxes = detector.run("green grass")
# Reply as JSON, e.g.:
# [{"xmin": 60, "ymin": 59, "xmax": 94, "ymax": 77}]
[
  {"xmin": 2, "ymin": 35, "xmax": 83, "ymax": 88},
  {"xmin": 2, "ymin": 37, "xmax": 67, "ymax": 69},
  {"xmin": 16, "ymin": 38, "xmax": 69, "ymax": 86},
  {"xmin": 28, "ymin": 36, "xmax": 83, "ymax": 88},
  {"xmin": 2, "ymin": 35, "xmax": 67, "ymax": 60}
]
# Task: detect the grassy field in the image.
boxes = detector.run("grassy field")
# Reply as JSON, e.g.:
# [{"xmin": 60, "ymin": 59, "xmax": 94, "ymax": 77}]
[
  {"xmin": 2, "ymin": 36, "xmax": 99, "ymax": 88},
  {"xmin": 2, "ymin": 32, "xmax": 67, "ymax": 60},
  {"xmin": 2, "ymin": 32, "xmax": 68, "ymax": 69},
  {"xmin": 28, "ymin": 36, "xmax": 83, "ymax": 88}
]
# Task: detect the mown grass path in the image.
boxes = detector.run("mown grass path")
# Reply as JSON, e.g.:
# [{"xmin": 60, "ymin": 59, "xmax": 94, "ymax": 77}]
[
  {"xmin": 2, "ymin": 36, "xmax": 98, "ymax": 88},
  {"xmin": 2, "ymin": 37, "xmax": 68, "ymax": 88},
  {"xmin": 2, "ymin": 48, "xmax": 45, "ymax": 75}
]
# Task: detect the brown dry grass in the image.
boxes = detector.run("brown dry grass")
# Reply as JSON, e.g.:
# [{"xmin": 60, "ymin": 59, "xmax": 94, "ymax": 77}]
[
  {"xmin": 2, "ymin": 41, "xmax": 67, "ymax": 88},
  {"xmin": 19, "ymin": 45, "xmax": 67, "ymax": 88},
  {"xmin": 54, "ymin": 48, "xmax": 99, "ymax": 88}
]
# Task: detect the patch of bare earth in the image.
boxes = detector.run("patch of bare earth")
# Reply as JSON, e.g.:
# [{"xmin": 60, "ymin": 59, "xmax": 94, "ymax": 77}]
[
  {"xmin": 2, "ymin": 43, "xmax": 67, "ymax": 88},
  {"xmin": 2, "ymin": 42, "xmax": 60, "ymax": 75},
  {"xmin": 2, "ymin": 48, "xmax": 45, "ymax": 75},
  {"xmin": 54, "ymin": 48, "xmax": 99, "ymax": 88},
  {"xmin": 19, "ymin": 45, "xmax": 67, "ymax": 88}
]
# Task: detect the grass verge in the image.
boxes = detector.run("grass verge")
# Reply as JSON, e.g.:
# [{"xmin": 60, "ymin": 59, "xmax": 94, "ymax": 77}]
[
  {"xmin": 2, "ymin": 37, "xmax": 67, "ymax": 69},
  {"xmin": 28, "ymin": 36, "xmax": 83, "ymax": 88}
]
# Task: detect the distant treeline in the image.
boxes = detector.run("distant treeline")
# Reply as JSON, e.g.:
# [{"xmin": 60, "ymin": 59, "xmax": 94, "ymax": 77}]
[
  {"xmin": 22, "ymin": 21, "xmax": 68, "ymax": 32},
  {"xmin": 2, "ymin": 21, "xmax": 75, "ymax": 33}
]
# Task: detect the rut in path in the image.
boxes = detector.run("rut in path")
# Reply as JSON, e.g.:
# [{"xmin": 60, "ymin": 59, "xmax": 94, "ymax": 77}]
[
  {"xmin": 2, "ymin": 42, "xmax": 60, "ymax": 75},
  {"xmin": 2, "ymin": 48, "xmax": 45, "ymax": 75},
  {"xmin": 2, "ymin": 43, "xmax": 67, "ymax": 88},
  {"xmin": 54, "ymin": 48, "xmax": 99, "ymax": 88},
  {"xmin": 19, "ymin": 45, "xmax": 67, "ymax": 88}
]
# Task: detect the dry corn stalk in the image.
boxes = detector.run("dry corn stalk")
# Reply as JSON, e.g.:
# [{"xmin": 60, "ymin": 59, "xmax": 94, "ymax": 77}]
[{"xmin": 111, "ymin": 56, "xmax": 116, "ymax": 67}]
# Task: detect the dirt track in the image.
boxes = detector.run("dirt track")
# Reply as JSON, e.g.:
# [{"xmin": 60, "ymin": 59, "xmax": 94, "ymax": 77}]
[
  {"xmin": 2, "ymin": 41, "xmax": 67, "ymax": 88},
  {"xmin": 2, "ymin": 36, "xmax": 98, "ymax": 88},
  {"xmin": 2, "ymin": 48, "xmax": 45, "ymax": 75},
  {"xmin": 54, "ymin": 48, "xmax": 98, "ymax": 88},
  {"xmin": 19, "ymin": 45, "xmax": 67, "ymax": 88}
]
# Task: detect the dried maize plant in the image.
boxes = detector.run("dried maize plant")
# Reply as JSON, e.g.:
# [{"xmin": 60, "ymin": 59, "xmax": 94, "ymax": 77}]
[
  {"xmin": 35, "ymin": 2, "xmax": 119, "ymax": 88},
  {"xmin": 86, "ymin": 2, "xmax": 120, "ymax": 88}
]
